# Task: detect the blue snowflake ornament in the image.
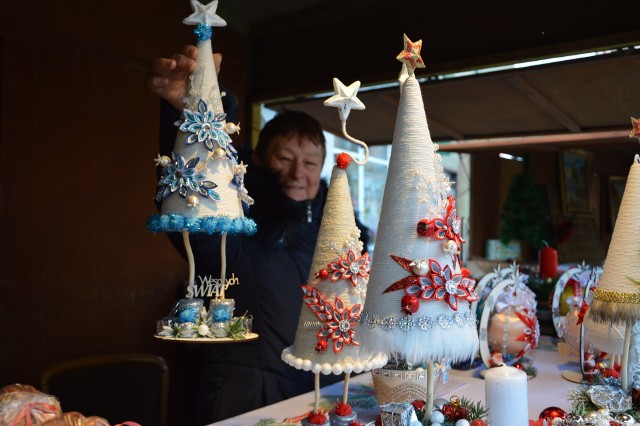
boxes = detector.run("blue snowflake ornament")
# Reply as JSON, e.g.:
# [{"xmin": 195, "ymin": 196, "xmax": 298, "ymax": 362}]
[
  {"xmin": 175, "ymin": 100, "xmax": 232, "ymax": 151},
  {"xmin": 155, "ymin": 152, "xmax": 221, "ymax": 202}
]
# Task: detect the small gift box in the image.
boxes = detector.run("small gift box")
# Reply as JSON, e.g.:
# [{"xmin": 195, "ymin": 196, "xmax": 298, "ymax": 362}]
[
  {"xmin": 379, "ymin": 403, "xmax": 418, "ymax": 426},
  {"xmin": 209, "ymin": 298, "xmax": 235, "ymax": 322},
  {"xmin": 329, "ymin": 410, "xmax": 356, "ymax": 426}
]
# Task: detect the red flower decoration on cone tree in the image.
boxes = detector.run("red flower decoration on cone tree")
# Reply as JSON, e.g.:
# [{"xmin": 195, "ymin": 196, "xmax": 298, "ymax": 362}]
[
  {"xmin": 327, "ymin": 250, "xmax": 370, "ymax": 286},
  {"xmin": 383, "ymin": 255, "xmax": 477, "ymax": 312},
  {"xmin": 302, "ymin": 285, "xmax": 361, "ymax": 353}
]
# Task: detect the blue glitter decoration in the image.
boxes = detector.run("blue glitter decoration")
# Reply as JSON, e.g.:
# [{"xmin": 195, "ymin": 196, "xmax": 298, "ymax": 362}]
[
  {"xmin": 194, "ymin": 24, "xmax": 212, "ymax": 41},
  {"xmin": 155, "ymin": 152, "xmax": 221, "ymax": 202},
  {"xmin": 175, "ymin": 100, "xmax": 232, "ymax": 151},
  {"xmin": 210, "ymin": 305, "xmax": 233, "ymax": 322},
  {"xmin": 178, "ymin": 306, "xmax": 199, "ymax": 323},
  {"xmin": 147, "ymin": 214, "xmax": 258, "ymax": 236}
]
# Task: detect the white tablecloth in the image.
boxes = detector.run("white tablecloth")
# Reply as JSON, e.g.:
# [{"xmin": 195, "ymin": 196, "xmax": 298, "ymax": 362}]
[{"xmin": 214, "ymin": 336, "xmax": 580, "ymax": 425}]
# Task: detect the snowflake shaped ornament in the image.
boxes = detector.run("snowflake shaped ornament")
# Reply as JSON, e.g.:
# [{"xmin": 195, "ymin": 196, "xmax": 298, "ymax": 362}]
[
  {"xmin": 175, "ymin": 100, "xmax": 233, "ymax": 151},
  {"xmin": 155, "ymin": 152, "xmax": 220, "ymax": 202}
]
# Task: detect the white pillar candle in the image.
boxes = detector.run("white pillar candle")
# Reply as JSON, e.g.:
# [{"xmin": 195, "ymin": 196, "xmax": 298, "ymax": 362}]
[{"xmin": 485, "ymin": 365, "xmax": 528, "ymax": 426}]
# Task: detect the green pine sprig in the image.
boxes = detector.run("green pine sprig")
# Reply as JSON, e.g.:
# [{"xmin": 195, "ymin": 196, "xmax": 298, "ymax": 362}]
[{"xmin": 224, "ymin": 317, "xmax": 247, "ymax": 340}]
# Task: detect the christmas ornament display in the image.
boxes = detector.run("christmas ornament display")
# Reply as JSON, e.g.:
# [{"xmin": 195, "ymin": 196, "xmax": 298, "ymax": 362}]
[
  {"xmin": 149, "ymin": 0, "xmax": 257, "ymax": 342},
  {"xmin": 551, "ymin": 263, "xmax": 596, "ymax": 334},
  {"xmin": 281, "ymin": 77, "xmax": 386, "ymax": 421},
  {"xmin": 359, "ymin": 34, "xmax": 478, "ymax": 414},
  {"xmin": 478, "ymin": 265, "xmax": 539, "ymax": 368}
]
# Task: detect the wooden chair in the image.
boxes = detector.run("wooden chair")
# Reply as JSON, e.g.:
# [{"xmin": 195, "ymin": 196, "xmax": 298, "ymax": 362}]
[{"xmin": 41, "ymin": 354, "xmax": 169, "ymax": 426}]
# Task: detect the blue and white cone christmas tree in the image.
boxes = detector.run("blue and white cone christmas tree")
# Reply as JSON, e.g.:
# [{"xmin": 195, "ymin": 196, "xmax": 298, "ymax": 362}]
[
  {"xmin": 148, "ymin": 1, "xmax": 256, "ymax": 321},
  {"xmin": 358, "ymin": 35, "xmax": 479, "ymax": 411}
]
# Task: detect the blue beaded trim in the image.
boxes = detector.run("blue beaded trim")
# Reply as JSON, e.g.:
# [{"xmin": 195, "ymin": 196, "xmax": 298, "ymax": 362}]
[
  {"xmin": 360, "ymin": 310, "xmax": 476, "ymax": 332},
  {"xmin": 146, "ymin": 214, "xmax": 257, "ymax": 236}
]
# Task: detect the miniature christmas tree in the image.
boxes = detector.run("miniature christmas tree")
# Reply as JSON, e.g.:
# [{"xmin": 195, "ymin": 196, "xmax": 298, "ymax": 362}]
[
  {"xmin": 358, "ymin": 34, "xmax": 479, "ymax": 412},
  {"xmin": 147, "ymin": 0, "xmax": 256, "ymax": 338},
  {"xmin": 281, "ymin": 78, "xmax": 386, "ymax": 425}
]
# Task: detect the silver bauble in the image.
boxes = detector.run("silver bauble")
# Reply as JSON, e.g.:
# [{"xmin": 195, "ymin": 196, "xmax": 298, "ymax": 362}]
[
  {"xmin": 584, "ymin": 412, "xmax": 599, "ymax": 422},
  {"xmin": 615, "ymin": 413, "xmax": 636, "ymax": 425},
  {"xmin": 433, "ymin": 398, "xmax": 448, "ymax": 410}
]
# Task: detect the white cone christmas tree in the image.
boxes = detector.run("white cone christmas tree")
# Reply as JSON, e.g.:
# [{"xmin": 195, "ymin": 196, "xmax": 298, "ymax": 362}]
[
  {"xmin": 147, "ymin": 0, "xmax": 256, "ymax": 300},
  {"xmin": 359, "ymin": 35, "xmax": 478, "ymax": 410},
  {"xmin": 589, "ymin": 151, "xmax": 640, "ymax": 390},
  {"xmin": 148, "ymin": 0, "xmax": 254, "ymax": 235},
  {"xmin": 281, "ymin": 79, "xmax": 386, "ymax": 424}
]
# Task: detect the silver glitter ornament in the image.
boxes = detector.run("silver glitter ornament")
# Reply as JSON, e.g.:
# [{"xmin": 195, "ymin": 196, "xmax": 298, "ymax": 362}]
[
  {"xmin": 583, "ymin": 412, "xmax": 599, "ymax": 423},
  {"xmin": 564, "ymin": 412, "xmax": 583, "ymax": 426},
  {"xmin": 552, "ymin": 418, "xmax": 565, "ymax": 426}
]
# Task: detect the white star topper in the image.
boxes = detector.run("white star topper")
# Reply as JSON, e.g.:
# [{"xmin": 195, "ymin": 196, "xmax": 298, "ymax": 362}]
[
  {"xmin": 183, "ymin": 0, "xmax": 227, "ymax": 27},
  {"xmin": 324, "ymin": 78, "xmax": 365, "ymax": 121}
]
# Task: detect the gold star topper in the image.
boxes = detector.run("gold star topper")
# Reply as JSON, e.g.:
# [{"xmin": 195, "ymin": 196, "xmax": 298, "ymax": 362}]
[
  {"xmin": 396, "ymin": 34, "xmax": 425, "ymax": 76},
  {"xmin": 630, "ymin": 117, "xmax": 640, "ymax": 143}
]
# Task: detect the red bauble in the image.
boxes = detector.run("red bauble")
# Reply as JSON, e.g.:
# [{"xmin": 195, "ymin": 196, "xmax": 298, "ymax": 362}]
[
  {"xmin": 336, "ymin": 153, "xmax": 351, "ymax": 169},
  {"xmin": 461, "ymin": 267, "xmax": 471, "ymax": 278},
  {"xmin": 316, "ymin": 269, "xmax": 329, "ymax": 279},
  {"xmin": 416, "ymin": 219, "xmax": 435, "ymax": 237},
  {"xmin": 538, "ymin": 407, "xmax": 566, "ymax": 421},
  {"xmin": 411, "ymin": 399, "xmax": 426, "ymax": 412},
  {"xmin": 401, "ymin": 295, "xmax": 420, "ymax": 314},
  {"xmin": 348, "ymin": 422, "xmax": 363, "ymax": 426},
  {"xmin": 470, "ymin": 420, "xmax": 487, "ymax": 426},
  {"xmin": 315, "ymin": 340, "xmax": 328, "ymax": 352},
  {"xmin": 442, "ymin": 402, "xmax": 468, "ymax": 421}
]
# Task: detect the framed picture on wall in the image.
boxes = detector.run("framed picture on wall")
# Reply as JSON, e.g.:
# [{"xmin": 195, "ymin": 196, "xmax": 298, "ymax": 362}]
[
  {"xmin": 608, "ymin": 175, "xmax": 627, "ymax": 229},
  {"xmin": 559, "ymin": 149, "xmax": 592, "ymax": 215}
]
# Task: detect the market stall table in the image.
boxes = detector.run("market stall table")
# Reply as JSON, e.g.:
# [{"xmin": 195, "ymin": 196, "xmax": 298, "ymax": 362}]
[{"xmin": 213, "ymin": 336, "xmax": 579, "ymax": 425}]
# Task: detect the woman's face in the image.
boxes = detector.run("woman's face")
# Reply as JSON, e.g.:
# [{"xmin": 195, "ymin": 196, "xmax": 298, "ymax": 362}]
[{"xmin": 264, "ymin": 133, "xmax": 324, "ymax": 201}]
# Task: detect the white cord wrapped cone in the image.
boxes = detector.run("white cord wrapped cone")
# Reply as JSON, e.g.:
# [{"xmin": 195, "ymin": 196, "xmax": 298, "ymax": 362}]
[
  {"xmin": 590, "ymin": 156, "xmax": 640, "ymax": 323},
  {"xmin": 358, "ymin": 74, "xmax": 478, "ymax": 364},
  {"xmin": 282, "ymin": 165, "xmax": 387, "ymax": 374}
]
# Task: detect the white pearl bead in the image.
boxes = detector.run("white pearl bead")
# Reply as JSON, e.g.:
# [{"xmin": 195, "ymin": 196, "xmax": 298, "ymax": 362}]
[
  {"xmin": 455, "ymin": 420, "xmax": 470, "ymax": 426},
  {"xmin": 430, "ymin": 411, "xmax": 445, "ymax": 423}
]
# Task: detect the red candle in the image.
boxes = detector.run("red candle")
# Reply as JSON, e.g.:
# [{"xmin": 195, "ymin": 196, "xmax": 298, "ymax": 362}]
[{"xmin": 539, "ymin": 244, "xmax": 558, "ymax": 279}]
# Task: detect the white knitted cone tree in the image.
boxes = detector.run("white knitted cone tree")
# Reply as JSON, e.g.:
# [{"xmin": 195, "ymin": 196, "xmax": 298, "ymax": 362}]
[
  {"xmin": 282, "ymin": 162, "xmax": 386, "ymax": 374},
  {"xmin": 148, "ymin": 0, "xmax": 255, "ymax": 237},
  {"xmin": 359, "ymin": 37, "xmax": 478, "ymax": 365},
  {"xmin": 589, "ymin": 155, "xmax": 640, "ymax": 390}
]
